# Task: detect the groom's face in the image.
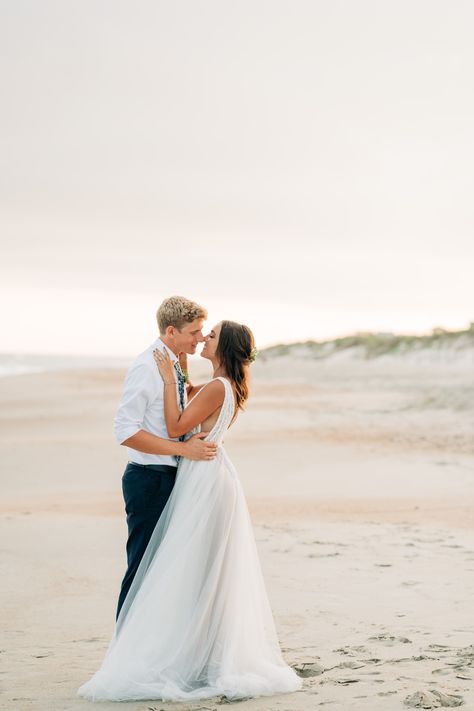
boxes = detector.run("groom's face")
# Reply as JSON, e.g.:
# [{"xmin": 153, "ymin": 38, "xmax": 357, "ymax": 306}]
[{"xmin": 174, "ymin": 318, "xmax": 206, "ymax": 355}]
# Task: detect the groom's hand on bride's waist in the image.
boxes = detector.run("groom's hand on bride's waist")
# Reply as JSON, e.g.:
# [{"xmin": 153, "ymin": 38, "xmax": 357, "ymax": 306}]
[{"xmin": 182, "ymin": 432, "xmax": 217, "ymax": 461}]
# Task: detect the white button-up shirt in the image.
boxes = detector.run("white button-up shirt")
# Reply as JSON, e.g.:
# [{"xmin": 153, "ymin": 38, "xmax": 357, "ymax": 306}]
[{"xmin": 114, "ymin": 337, "xmax": 186, "ymax": 466}]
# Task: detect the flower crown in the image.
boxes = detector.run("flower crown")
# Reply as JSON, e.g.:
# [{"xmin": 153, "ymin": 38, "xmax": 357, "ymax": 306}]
[{"xmin": 248, "ymin": 347, "xmax": 258, "ymax": 364}]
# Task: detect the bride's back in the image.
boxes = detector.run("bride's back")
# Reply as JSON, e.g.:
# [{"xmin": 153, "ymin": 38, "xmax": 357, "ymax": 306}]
[
  {"xmin": 198, "ymin": 378, "xmax": 237, "ymax": 435},
  {"xmin": 200, "ymin": 395, "xmax": 236, "ymax": 434}
]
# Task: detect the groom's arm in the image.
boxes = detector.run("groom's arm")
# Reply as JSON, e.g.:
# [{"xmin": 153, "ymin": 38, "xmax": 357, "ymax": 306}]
[
  {"xmin": 122, "ymin": 430, "xmax": 216, "ymax": 459},
  {"xmin": 114, "ymin": 362, "xmax": 158, "ymax": 447},
  {"xmin": 115, "ymin": 362, "xmax": 216, "ymax": 459},
  {"xmin": 121, "ymin": 429, "xmax": 184, "ymax": 456}
]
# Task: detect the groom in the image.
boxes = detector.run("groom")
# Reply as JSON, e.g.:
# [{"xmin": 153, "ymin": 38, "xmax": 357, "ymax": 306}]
[{"xmin": 114, "ymin": 295, "xmax": 217, "ymax": 619}]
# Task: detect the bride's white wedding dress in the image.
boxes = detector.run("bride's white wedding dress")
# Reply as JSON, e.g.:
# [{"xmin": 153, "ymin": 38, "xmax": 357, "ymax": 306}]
[{"xmin": 78, "ymin": 377, "xmax": 301, "ymax": 702}]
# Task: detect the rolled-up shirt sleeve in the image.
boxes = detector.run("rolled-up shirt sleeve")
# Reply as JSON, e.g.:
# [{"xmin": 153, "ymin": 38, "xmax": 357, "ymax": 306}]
[{"xmin": 114, "ymin": 362, "xmax": 158, "ymax": 444}]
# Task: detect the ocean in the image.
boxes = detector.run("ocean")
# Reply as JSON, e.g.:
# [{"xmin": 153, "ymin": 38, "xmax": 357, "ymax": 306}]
[{"xmin": 0, "ymin": 353, "xmax": 131, "ymax": 378}]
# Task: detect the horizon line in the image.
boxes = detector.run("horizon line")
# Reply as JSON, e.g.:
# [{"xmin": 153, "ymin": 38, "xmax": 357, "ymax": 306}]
[{"xmin": 1, "ymin": 321, "xmax": 473, "ymax": 360}]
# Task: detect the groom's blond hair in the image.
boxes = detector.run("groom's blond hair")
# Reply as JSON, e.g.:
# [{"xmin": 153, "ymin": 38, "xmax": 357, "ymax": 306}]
[{"xmin": 157, "ymin": 296, "xmax": 207, "ymax": 334}]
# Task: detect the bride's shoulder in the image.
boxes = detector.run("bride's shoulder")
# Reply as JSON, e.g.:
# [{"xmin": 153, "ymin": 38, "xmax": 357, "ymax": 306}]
[
  {"xmin": 213, "ymin": 377, "xmax": 237, "ymax": 406},
  {"xmin": 185, "ymin": 379, "xmax": 225, "ymax": 415},
  {"xmin": 203, "ymin": 378, "xmax": 226, "ymax": 395},
  {"xmin": 193, "ymin": 378, "xmax": 226, "ymax": 403},
  {"xmin": 209, "ymin": 377, "xmax": 235, "ymax": 398}
]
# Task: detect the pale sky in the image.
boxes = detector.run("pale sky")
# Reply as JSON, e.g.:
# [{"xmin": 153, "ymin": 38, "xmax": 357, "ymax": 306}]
[{"xmin": 1, "ymin": 1, "xmax": 473, "ymax": 356}]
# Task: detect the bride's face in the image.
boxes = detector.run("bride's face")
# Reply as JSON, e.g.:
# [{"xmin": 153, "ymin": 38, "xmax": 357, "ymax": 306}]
[{"xmin": 200, "ymin": 322, "xmax": 222, "ymax": 361}]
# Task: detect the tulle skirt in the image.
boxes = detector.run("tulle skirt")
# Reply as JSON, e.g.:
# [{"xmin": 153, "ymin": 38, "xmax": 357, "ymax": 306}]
[{"xmin": 77, "ymin": 449, "xmax": 301, "ymax": 701}]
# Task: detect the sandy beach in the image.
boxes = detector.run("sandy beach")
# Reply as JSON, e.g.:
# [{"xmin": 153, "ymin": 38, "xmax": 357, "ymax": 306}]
[{"xmin": 1, "ymin": 351, "xmax": 473, "ymax": 710}]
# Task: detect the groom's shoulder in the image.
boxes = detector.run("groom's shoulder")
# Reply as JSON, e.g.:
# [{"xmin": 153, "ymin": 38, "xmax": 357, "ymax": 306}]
[{"xmin": 125, "ymin": 344, "xmax": 158, "ymax": 379}]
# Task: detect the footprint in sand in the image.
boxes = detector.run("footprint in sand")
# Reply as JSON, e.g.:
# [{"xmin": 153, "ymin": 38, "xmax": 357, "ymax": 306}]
[
  {"xmin": 456, "ymin": 644, "xmax": 474, "ymax": 662},
  {"xmin": 293, "ymin": 661, "xmax": 325, "ymax": 677},
  {"xmin": 383, "ymin": 656, "xmax": 412, "ymax": 664},
  {"xmin": 324, "ymin": 660, "xmax": 366, "ymax": 673},
  {"xmin": 432, "ymin": 668, "xmax": 452, "ymax": 676},
  {"xmin": 378, "ymin": 690, "xmax": 398, "ymax": 696},
  {"xmin": 441, "ymin": 544, "xmax": 463, "ymax": 549},
  {"xmin": 320, "ymin": 676, "xmax": 360, "ymax": 686},
  {"xmin": 404, "ymin": 689, "xmax": 464, "ymax": 708},
  {"xmin": 427, "ymin": 644, "xmax": 453, "ymax": 653},
  {"xmin": 334, "ymin": 645, "xmax": 369, "ymax": 656},
  {"xmin": 368, "ymin": 634, "xmax": 412, "ymax": 645},
  {"xmin": 455, "ymin": 673, "xmax": 472, "ymax": 680},
  {"xmin": 308, "ymin": 552, "xmax": 341, "ymax": 558},
  {"xmin": 336, "ymin": 661, "xmax": 366, "ymax": 670}
]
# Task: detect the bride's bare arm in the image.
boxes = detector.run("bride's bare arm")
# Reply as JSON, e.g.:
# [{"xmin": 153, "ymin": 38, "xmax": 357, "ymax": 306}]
[
  {"xmin": 163, "ymin": 380, "xmax": 224, "ymax": 437},
  {"xmin": 154, "ymin": 349, "xmax": 225, "ymax": 438}
]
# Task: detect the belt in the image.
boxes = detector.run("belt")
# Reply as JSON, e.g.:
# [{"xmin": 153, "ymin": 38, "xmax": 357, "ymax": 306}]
[{"xmin": 127, "ymin": 462, "xmax": 177, "ymax": 472}]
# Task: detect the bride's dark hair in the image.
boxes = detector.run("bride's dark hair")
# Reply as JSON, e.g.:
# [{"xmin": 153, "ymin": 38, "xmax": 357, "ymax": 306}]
[{"xmin": 216, "ymin": 320, "xmax": 255, "ymax": 411}]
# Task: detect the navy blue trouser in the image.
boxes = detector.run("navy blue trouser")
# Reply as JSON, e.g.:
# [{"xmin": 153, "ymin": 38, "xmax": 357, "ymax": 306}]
[{"xmin": 116, "ymin": 462, "xmax": 177, "ymax": 620}]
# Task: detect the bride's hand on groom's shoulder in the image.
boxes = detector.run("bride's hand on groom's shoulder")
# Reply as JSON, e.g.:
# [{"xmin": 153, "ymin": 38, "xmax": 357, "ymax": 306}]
[{"xmin": 153, "ymin": 348, "xmax": 176, "ymax": 384}]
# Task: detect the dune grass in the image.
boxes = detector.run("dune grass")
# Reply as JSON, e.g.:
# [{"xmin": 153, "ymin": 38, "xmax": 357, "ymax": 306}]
[{"xmin": 262, "ymin": 324, "xmax": 474, "ymax": 359}]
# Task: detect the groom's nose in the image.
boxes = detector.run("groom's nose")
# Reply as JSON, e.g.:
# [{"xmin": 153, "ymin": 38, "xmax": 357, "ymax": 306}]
[{"xmin": 198, "ymin": 332, "xmax": 206, "ymax": 343}]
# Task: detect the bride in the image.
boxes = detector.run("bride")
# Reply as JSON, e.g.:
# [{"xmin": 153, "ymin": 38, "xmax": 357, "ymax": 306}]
[{"xmin": 77, "ymin": 320, "xmax": 301, "ymax": 702}]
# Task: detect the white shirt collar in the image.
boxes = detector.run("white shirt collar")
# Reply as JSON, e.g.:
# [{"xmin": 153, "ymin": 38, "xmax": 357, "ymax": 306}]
[{"xmin": 152, "ymin": 336, "xmax": 179, "ymax": 363}]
